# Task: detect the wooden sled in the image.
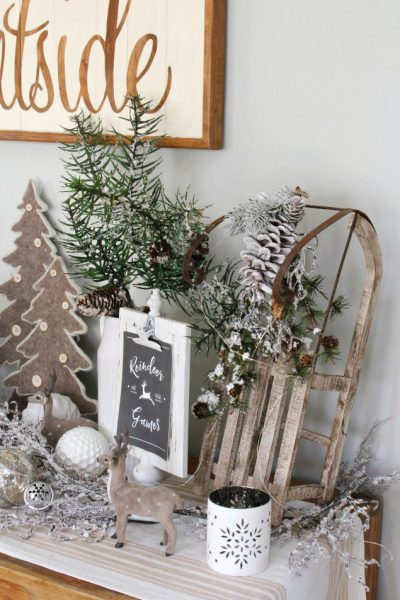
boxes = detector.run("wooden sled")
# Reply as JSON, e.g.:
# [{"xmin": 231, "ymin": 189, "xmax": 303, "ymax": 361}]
[{"xmin": 191, "ymin": 208, "xmax": 382, "ymax": 526}]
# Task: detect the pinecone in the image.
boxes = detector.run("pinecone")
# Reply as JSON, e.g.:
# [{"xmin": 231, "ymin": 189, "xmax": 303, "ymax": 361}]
[
  {"xmin": 149, "ymin": 240, "xmax": 170, "ymax": 264},
  {"xmin": 321, "ymin": 335, "xmax": 339, "ymax": 349},
  {"xmin": 273, "ymin": 186, "xmax": 307, "ymax": 226},
  {"xmin": 299, "ymin": 353, "xmax": 313, "ymax": 367},
  {"xmin": 191, "ymin": 401, "xmax": 212, "ymax": 419},
  {"xmin": 228, "ymin": 383, "xmax": 243, "ymax": 398},
  {"xmin": 76, "ymin": 287, "xmax": 131, "ymax": 317},
  {"xmin": 281, "ymin": 188, "xmax": 306, "ymax": 226},
  {"xmin": 271, "ymin": 301, "xmax": 283, "ymax": 319},
  {"xmin": 240, "ymin": 217, "xmax": 298, "ymax": 301}
]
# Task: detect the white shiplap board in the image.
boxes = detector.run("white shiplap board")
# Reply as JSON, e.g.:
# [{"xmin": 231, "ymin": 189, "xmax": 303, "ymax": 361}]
[{"xmin": 0, "ymin": 0, "xmax": 205, "ymax": 138}]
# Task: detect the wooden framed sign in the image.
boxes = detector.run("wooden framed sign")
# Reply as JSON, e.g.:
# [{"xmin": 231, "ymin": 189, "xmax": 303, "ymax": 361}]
[
  {"xmin": 112, "ymin": 308, "xmax": 190, "ymax": 478},
  {"xmin": 0, "ymin": 0, "xmax": 225, "ymax": 148}
]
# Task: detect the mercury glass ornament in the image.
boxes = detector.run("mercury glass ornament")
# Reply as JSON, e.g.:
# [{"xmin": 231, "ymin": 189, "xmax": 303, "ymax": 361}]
[
  {"xmin": 55, "ymin": 427, "xmax": 109, "ymax": 476},
  {"xmin": 0, "ymin": 448, "xmax": 36, "ymax": 507}
]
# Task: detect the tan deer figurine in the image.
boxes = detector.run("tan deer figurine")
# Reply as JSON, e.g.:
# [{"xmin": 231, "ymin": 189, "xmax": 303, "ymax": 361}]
[
  {"xmin": 98, "ymin": 434, "xmax": 181, "ymax": 556},
  {"xmin": 34, "ymin": 370, "xmax": 97, "ymax": 446}
]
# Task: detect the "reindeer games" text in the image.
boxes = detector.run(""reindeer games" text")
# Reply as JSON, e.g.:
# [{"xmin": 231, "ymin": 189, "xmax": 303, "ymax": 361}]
[{"xmin": 129, "ymin": 354, "xmax": 164, "ymax": 382}]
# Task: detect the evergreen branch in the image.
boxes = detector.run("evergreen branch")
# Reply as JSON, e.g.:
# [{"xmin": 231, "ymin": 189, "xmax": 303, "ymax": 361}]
[
  {"xmin": 316, "ymin": 346, "xmax": 341, "ymax": 364},
  {"xmin": 329, "ymin": 294, "xmax": 351, "ymax": 319},
  {"xmin": 60, "ymin": 95, "xmax": 206, "ymax": 297}
]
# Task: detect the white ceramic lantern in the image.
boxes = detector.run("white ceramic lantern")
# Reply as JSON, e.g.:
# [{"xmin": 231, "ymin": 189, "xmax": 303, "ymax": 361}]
[{"xmin": 207, "ymin": 486, "xmax": 271, "ymax": 576}]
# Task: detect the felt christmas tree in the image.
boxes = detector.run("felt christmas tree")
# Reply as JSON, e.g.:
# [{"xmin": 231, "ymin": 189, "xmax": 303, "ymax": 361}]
[
  {"xmin": 0, "ymin": 181, "xmax": 55, "ymax": 366},
  {"xmin": 5, "ymin": 256, "xmax": 96, "ymax": 415}
]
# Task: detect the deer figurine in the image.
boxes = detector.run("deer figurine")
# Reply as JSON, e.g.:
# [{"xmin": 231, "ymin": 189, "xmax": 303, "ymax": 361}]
[
  {"xmin": 98, "ymin": 434, "xmax": 181, "ymax": 556},
  {"xmin": 34, "ymin": 371, "xmax": 97, "ymax": 446}
]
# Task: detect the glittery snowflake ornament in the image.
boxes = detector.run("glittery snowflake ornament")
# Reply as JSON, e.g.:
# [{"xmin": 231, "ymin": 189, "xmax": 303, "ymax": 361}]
[{"xmin": 24, "ymin": 481, "xmax": 54, "ymax": 510}]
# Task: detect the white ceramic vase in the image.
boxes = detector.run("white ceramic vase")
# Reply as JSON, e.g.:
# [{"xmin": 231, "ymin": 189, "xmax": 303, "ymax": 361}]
[
  {"xmin": 207, "ymin": 486, "xmax": 271, "ymax": 576},
  {"xmin": 97, "ymin": 315, "xmax": 120, "ymax": 442}
]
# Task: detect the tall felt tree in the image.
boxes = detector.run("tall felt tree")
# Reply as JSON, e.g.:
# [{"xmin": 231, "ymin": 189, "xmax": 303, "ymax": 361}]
[
  {"xmin": 0, "ymin": 181, "xmax": 55, "ymax": 366},
  {"xmin": 5, "ymin": 257, "xmax": 96, "ymax": 415}
]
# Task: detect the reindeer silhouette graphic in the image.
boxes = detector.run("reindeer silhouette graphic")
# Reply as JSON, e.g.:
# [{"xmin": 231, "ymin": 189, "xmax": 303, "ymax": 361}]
[{"xmin": 139, "ymin": 380, "xmax": 155, "ymax": 406}]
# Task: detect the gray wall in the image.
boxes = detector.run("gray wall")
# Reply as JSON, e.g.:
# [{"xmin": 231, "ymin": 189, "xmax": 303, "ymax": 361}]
[{"xmin": 1, "ymin": 2, "xmax": 399, "ymax": 597}]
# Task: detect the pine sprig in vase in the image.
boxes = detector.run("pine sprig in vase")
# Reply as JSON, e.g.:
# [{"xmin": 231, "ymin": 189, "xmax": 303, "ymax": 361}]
[{"xmin": 60, "ymin": 96, "xmax": 207, "ymax": 311}]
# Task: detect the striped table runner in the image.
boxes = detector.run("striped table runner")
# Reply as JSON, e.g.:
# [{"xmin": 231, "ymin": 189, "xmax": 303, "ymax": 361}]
[
  {"xmin": 0, "ymin": 527, "xmax": 286, "ymax": 600},
  {"xmin": 0, "ymin": 478, "xmax": 365, "ymax": 600}
]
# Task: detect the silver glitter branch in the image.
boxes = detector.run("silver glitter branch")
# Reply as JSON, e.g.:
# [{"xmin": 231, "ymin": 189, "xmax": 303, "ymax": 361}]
[
  {"xmin": 0, "ymin": 408, "xmax": 113, "ymax": 542},
  {"xmin": 0, "ymin": 407, "xmax": 396, "ymax": 588},
  {"xmin": 272, "ymin": 422, "xmax": 399, "ymax": 585}
]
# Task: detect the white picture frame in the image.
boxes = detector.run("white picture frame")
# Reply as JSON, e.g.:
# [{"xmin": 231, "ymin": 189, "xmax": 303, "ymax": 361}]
[{"xmin": 109, "ymin": 308, "xmax": 190, "ymax": 479}]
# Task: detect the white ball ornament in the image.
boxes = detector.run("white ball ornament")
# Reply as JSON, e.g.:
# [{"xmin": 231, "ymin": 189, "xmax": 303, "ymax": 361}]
[{"xmin": 55, "ymin": 427, "xmax": 109, "ymax": 476}]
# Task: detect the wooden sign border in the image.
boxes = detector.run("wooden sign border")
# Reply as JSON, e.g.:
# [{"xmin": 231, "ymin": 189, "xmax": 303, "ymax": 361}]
[{"xmin": 0, "ymin": 0, "xmax": 226, "ymax": 149}]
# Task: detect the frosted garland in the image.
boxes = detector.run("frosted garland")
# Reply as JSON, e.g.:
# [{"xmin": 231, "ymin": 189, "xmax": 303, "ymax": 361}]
[
  {"xmin": 226, "ymin": 187, "xmax": 305, "ymax": 303},
  {"xmin": 0, "ymin": 408, "xmax": 114, "ymax": 542},
  {"xmin": 0, "ymin": 413, "xmax": 396, "ymax": 587},
  {"xmin": 190, "ymin": 187, "xmax": 310, "ymax": 416},
  {"xmin": 225, "ymin": 187, "xmax": 306, "ymax": 235},
  {"xmin": 189, "ymin": 186, "xmax": 348, "ymax": 419},
  {"xmin": 273, "ymin": 423, "xmax": 399, "ymax": 586}
]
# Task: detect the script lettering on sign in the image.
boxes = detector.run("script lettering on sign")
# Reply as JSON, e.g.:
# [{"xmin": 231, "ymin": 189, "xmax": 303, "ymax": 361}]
[
  {"xmin": 0, "ymin": 0, "xmax": 171, "ymax": 114},
  {"xmin": 117, "ymin": 333, "xmax": 172, "ymax": 460},
  {"xmin": 0, "ymin": 0, "xmax": 226, "ymax": 147}
]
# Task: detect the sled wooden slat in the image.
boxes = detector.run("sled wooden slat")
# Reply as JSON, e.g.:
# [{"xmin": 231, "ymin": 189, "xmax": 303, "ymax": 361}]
[
  {"xmin": 311, "ymin": 373, "xmax": 351, "ymax": 392},
  {"xmin": 252, "ymin": 360, "xmax": 290, "ymax": 490},
  {"xmin": 213, "ymin": 410, "xmax": 242, "ymax": 489},
  {"xmin": 270, "ymin": 376, "xmax": 313, "ymax": 525},
  {"xmin": 300, "ymin": 429, "xmax": 331, "ymax": 446},
  {"xmin": 192, "ymin": 417, "xmax": 221, "ymax": 495},
  {"xmin": 230, "ymin": 358, "xmax": 272, "ymax": 486},
  {"xmin": 287, "ymin": 484, "xmax": 322, "ymax": 501}
]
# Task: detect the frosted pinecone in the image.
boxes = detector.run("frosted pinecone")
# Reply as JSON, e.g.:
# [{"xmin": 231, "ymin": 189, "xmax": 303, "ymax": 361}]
[
  {"xmin": 275, "ymin": 186, "xmax": 307, "ymax": 226},
  {"xmin": 239, "ymin": 217, "xmax": 298, "ymax": 301}
]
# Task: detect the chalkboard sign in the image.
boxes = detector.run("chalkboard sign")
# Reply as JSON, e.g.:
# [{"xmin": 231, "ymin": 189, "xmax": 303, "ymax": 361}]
[
  {"xmin": 117, "ymin": 334, "xmax": 172, "ymax": 460},
  {"xmin": 110, "ymin": 308, "xmax": 191, "ymax": 478}
]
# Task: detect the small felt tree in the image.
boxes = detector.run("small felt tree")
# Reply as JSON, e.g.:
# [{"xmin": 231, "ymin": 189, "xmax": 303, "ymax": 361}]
[
  {"xmin": 5, "ymin": 257, "xmax": 96, "ymax": 414},
  {"xmin": 0, "ymin": 181, "xmax": 55, "ymax": 366}
]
